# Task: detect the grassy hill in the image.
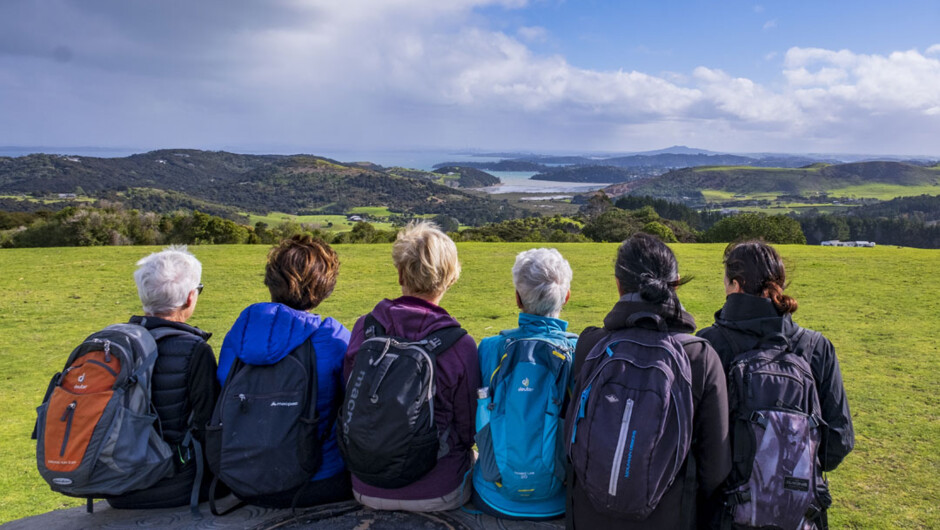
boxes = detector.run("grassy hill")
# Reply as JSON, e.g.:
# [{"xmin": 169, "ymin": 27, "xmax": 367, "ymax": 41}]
[
  {"xmin": 613, "ymin": 161, "xmax": 940, "ymax": 201},
  {"xmin": 0, "ymin": 150, "xmax": 518, "ymax": 225},
  {"xmin": 1, "ymin": 244, "xmax": 937, "ymax": 528}
]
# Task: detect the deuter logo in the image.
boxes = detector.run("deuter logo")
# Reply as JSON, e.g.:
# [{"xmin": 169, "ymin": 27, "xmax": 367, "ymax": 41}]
[
  {"xmin": 516, "ymin": 377, "xmax": 534, "ymax": 393},
  {"xmin": 270, "ymin": 401, "xmax": 299, "ymax": 407},
  {"xmin": 77, "ymin": 373, "xmax": 85, "ymax": 383},
  {"xmin": 52, "ymin": 478, "xmax": 73, "ymax": 486},
  {"xmin": 74, "ymin": 372, "xmax": 88, "ymax": 390}
]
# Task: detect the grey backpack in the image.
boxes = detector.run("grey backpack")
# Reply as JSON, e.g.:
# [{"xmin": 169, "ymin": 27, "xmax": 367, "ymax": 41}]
[
  {"xmin": 720, "ymin": 327, "xmax": 829, "ymax": 529},
  {"xmin": 565, "ymin": 316, "xmax": 696, "ymax": 519},
  {"xmin": 35, "ymin": 324, "xmax": 188, "ymax": 503}
]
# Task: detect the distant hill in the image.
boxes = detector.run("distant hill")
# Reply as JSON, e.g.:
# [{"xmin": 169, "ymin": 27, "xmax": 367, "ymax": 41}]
[
  {"xmin": 432, "ymin": 166, "xmax": 500, "ymax": 187},
  {"xmin": 606, "ymin": 161, "xmax": 940, "ymax": 199},
  {"xmin": 530, "ymin": 166, "xmax": 639, "ymax": 183},
  {"xmin": 432, "ymin": 160, "xmax": 548, "ymax": 172},
  {"xmin": 0, "ymin": 150, "xmax": 519, "ymax": 225}
]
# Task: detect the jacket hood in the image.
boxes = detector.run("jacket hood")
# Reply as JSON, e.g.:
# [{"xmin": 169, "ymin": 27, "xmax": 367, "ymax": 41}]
[
  {"xmin": 130, "ymin": 315, "xmax": 211, "ymax": 341},
  {"xmin": 714, "ymin": 293, "xmax": 795, "ymax": 346},
  {"xmin": 220, "ymin": 302, "xmax": 321, "ymax": 366},
  {"xmin": 369, "ymin": 296, "xmax": 460, "ymax": 337},
  {"xmin": 602, "ymin": 293, "xmax": 697, "ymax": 334}
]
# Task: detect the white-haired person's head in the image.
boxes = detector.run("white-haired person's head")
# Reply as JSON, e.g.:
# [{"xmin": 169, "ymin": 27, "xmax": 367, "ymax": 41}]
[
  {"xmin": 134, "ymin": 245, "xmax": 203, "ymax": 320},
  {"xmin": 392, "ymin": 221, "xmax": 461, "ymax": 303},
  {"xmin": 512, "ymin": 248, "xmax": 572, "ymax": 318}
]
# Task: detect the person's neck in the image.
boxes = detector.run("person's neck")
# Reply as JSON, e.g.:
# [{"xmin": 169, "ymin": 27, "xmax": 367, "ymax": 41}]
[
  {"xmin": 148, "ymin": 311, "xmax": 187, "ymax": 323},
  {"xmin": 404, "ymin": 291, "xmax": 444, "ymax": 307}
]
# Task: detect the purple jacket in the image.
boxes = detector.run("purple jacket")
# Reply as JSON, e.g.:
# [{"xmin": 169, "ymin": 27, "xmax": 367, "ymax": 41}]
[{"xmin": 343, "ymin": 296, "xmax": 480, "ymax": 501}]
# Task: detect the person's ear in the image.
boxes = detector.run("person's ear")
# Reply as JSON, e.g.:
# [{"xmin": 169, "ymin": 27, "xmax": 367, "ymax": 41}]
[
  {"xmin": 563, "ymin": 290, "xmax": 571, "ymax": 306},
  {"xmin": 398, "ymin": 269, "xmax": 404, "ymax": 287},
  {"xmin": 515, "ymin": 290, "xmax": 524, "ymax": 310},
  {"xmin": 616, "ymin": 277, "xmax": 625, "ymax": 297},
  {"xmin": 183, "ymin": 289, "xmax": 196, "ymax": 309}
]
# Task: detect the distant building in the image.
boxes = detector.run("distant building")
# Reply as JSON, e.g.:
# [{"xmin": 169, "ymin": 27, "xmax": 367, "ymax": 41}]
[
  {"xmin": 57, "ymin": 193, "xmax": 77, "ymax": 199},
  {"xmin": 821, "ymin": 240, "xmax": 876, "ymax": 247}
]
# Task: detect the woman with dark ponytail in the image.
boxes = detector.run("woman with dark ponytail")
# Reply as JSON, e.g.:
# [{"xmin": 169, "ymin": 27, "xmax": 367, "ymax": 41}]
[
  {"xmin": 697, "ymin": 240, "xmax": 854, "ymax": 529},
  {"xmin": 566, "ymin": 234, "xmax": 731, "ymax": 529}
]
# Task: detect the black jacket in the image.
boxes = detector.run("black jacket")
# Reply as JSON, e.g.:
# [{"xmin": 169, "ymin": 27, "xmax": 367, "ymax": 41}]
[
  {"xmin": 567, "ymin": 297, "xmax": 731, "ymax": 530},
  {"xmin": 107, "ymin": 316, "xmax": 220, "ymax": 509},
  {"xmin": 696, "ymin": 293, "xmax": 855, "ymax": 472}
]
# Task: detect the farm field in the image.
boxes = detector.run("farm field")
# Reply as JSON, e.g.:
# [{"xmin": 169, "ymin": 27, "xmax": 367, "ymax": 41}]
[
  {"xmin": 0, "ymin": 243, "xmax": 937, "ymax": 528},
  {"xmin": 244, "ymin": 212, "xmax": 397, "ymax": 232}
]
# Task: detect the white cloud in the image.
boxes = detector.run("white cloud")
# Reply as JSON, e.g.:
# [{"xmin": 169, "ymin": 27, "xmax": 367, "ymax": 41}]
[
  {"xmin": 1, "ymin": 1, "xmax": 939, "ymax": 154},
  {"xmin": 517, "ymin": 26, "xmax": 548, "ymax": 43},
  {"xmin": 763, "ymin": 19, "xmax": 777, "ymax": 31}
]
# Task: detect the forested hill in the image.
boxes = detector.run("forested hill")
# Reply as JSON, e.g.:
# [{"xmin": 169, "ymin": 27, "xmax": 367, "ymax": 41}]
[
  {"xmin": 607, "ymin": 161, "xmax": 940, "ymax": 199},
  {"xmin": 0, "ymin": 150, "xmax": 518, "ymax": 225}
]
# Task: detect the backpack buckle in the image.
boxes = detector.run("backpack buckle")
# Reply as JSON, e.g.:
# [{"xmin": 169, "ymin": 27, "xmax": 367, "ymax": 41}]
[
  {"xmin": 427, "ymin": 336, "xmax": 443, "ymax": 351},
  {"xmin": 749, "ymin": 411, "xmax": 768, "ymax": 428},
  {"xmin": 726, "ymin": 489, "xmax": 751, "ymax": 505}
]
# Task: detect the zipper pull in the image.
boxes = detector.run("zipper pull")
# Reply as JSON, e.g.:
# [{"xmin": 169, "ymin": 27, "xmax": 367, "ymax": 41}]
[
  {"xmin": 104, "ymin": 340, "xmax": 111, "ymax": 363},
  {"xmin": 238, "ymin": 393, "xmax": 248, "ymax": 413},
  {"xmin": 745, "ymin": 372, "xmax": 753, "ymax": 398},
  {"xmin": 61, "ymin": 401, "xmax": 77, "ymax": 421}
]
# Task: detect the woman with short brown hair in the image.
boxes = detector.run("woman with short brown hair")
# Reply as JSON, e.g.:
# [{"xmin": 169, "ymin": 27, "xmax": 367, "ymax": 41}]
[{"xmin": 216, "ymin": 235, "xmax": 351, "ymax": 508}]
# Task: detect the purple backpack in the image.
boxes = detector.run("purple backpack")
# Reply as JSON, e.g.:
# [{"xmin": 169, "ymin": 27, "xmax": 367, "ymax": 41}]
[
  {"xmin": 565, "ymin": 316, "xmax": 696, "ymax": 519},
  {"xmin": 721, "ymin": 327, "xmax": 828, "ymax": 529}
]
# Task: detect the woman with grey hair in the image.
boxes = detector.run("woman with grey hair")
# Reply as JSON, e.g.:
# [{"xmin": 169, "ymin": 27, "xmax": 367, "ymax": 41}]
[
  {"xmin": 472, "ymin": 248, "xmax": 577, "ymax": 520},
  {"xmin": 107, "ymin": 246, "xmax": 222, "ymax": 509}
]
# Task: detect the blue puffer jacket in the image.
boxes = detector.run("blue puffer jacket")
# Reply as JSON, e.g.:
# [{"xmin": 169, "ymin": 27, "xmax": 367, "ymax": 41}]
[
  {"xmin": 474, "ymin": 312, "xmax": 577, "ymax": 519},
  {"xmin": 218, "ymin": 302, "xmax": 350, "ymax": 481}
]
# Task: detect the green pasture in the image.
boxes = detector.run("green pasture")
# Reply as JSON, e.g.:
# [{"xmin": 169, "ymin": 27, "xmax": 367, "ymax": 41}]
[
  {"xmin": 826, "ymin": 183, "xmax": 940, "ymax": 200},
  {"xmin": 244, "ymin": 212, "xmax": 396, "ymax": 232},
  {"xmin": 0, "ymin": 244, "xmax": 937, "ymax": 528}
]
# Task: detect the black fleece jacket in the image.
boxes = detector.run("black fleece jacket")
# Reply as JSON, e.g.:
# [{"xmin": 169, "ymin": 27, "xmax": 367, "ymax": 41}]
[
  {"xmin": 696, "ymin": 293, "xmax": 854, "ymax": 472},
  {"xmin": 567, "ymin": 297, "xmax": 731, "ymax": 530}
]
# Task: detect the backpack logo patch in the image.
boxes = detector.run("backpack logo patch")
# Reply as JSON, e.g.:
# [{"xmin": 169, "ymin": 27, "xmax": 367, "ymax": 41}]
[
  {"xmin": 784, "ymin": 476, "xmax": 810, "ymax": 491},
  {"xmin": 517, "ymin": 377, "xmax": 534, "ymax": 392},
  {"xmin": 270, "ymin": 401, "xmax": 299, "ymax": 407}
]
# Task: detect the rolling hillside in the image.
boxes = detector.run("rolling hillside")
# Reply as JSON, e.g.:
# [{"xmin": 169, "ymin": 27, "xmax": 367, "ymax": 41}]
[
  {"xmin": 0, "ymin": 150, "xmax": 518, "ymax": 225},
  {"xmin": 607, "ymin": 161, "xmax": 940, "ymax": 200}
]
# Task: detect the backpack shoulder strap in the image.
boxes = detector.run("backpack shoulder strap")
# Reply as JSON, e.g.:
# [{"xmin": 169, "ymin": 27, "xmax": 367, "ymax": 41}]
[
  {"xmin": 791, "ymin": 327, "xmax": 822, "ymax": 357},
  {"xmin": 715, "ymin": 324, "xmax": 743, "ymax": 357},
  {"xmin": 422, "ymin": 326, "xmax": 468, "ymax": 357},
  {"xmin": 363, "ymin": 314, "xmax": 386, "ymax": 339}
]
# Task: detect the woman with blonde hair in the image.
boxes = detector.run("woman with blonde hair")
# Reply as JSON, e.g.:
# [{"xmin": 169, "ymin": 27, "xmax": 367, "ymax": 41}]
[{"xmin": 342, "ymin": 221, "xmax": 480, "ymax": 512}]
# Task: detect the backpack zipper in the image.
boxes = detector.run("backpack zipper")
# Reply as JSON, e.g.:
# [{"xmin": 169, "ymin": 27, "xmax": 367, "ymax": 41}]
[
  {"xmin": 608, "ymin": 398, "xmax": 635, "ymax": 496},
  {"xmin": 60, "ymin": 401, "xmax": 77, "ymax": 457}
]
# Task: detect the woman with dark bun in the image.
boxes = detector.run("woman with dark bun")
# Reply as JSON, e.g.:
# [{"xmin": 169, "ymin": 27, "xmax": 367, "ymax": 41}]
[
  {"xmin": 566, "ymin": 234, "xmax": 731, "ymax": 529},
  {"xmin": 697, "ymin": 240, "xmax": 854, "ymax": 528},
  {"xmin": 216, "ymin": 235, "xmax": 351, "ymax": 508}
]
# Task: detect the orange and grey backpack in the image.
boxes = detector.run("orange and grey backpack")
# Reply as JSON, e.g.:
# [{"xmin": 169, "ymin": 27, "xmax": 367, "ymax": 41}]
[{"xmin": 33, "ymin": 324, "xmax": 202, "ymax": 514}]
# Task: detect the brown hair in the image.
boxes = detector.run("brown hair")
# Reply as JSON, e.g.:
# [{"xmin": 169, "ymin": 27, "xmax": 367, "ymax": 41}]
[
  {"xmin": 264, "ymin": 235, "xmax": 339, "ymax": 311},
  {"xmin": 723, "ymin": 240, "xmax": 798, "ymax": 314}
]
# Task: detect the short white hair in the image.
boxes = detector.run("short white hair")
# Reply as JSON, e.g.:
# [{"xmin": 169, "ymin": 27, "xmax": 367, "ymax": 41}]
[
  {"xmin": 134, "ymin": 246, "xmax": 202, "ymax": 316},
  {"xmin": 512, "ymin": 248, "xmax": 572, "ymax": 318}
]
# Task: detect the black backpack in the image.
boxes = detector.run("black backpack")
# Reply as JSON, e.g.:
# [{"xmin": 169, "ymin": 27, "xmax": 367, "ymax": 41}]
[
  {"xmin": 338, "ymin": 314, "xmax": 467, "ymax": 489},
  {"xmin": 719, "ymin": 326, "xmax": 830, "ymax": 529},
  {"xmin": 205, "ymin": 340, "xmax": 324, "ymax": 511}
]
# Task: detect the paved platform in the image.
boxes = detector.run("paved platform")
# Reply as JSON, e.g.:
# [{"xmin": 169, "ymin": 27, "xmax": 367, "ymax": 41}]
[{"xmin": 3, "ymin": 497, "xmax": 565, "ymax": 530}]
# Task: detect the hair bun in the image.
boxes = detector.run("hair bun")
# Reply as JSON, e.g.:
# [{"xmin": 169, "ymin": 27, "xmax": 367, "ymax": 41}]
[{"xmin": 639, "ymin": 277, "xmax": 670, "ymax": 303}]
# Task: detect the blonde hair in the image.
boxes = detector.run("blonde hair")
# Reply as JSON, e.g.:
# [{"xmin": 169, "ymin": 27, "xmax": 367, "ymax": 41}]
[{"xmin": 393, "ymin": 221, "xmax": 461, "ymax": 297}]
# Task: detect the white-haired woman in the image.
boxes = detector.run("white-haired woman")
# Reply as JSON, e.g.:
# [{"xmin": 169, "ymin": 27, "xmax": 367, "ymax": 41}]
[
  {"xmin": 107, "ymin": 246, "xmax": 222, "ymax": 509},
  {"xmin": 472, "ymin": 248, "xmax": 577, "ymax": 520}
]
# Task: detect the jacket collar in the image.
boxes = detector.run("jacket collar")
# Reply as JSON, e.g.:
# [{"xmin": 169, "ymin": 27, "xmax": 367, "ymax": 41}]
[
  {"xmin": 714, "ymin": 293, "xmax": 795, "ymax": 344},
  {"xmin": 130, "ymin": 315, "xmax": 211, "ymax": 340},
  {"xmin": 602, "ymin": 296, "xmax": 696, "ymax": 334},
  {"xmin": 517, "ymin": 312, "xmax": 569, "ymax": 334}
]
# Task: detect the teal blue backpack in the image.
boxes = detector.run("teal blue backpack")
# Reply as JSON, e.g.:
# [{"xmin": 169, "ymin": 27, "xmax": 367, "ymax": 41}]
[{"xmin": 475, "ymin": 335, "xmax": 574, "ymax": 501}]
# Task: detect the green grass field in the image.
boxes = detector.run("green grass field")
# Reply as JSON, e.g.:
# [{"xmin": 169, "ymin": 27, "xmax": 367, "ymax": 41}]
[
  {"xmin": 244, "ymin": 212, "xmax": 396, "ymax": 232},
  {"xmin": 826, "ymin": 183, "xmax": 940, "ymax": 200},
  {"xmin": 0, "ymin": 244, "xmax": 937, "ymax": 527}
]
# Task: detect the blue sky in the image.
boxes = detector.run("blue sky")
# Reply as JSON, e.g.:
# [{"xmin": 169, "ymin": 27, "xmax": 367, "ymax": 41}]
[{"xmin": 1, "ymin": 1, "xmax": 939, "ymax": 156}]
